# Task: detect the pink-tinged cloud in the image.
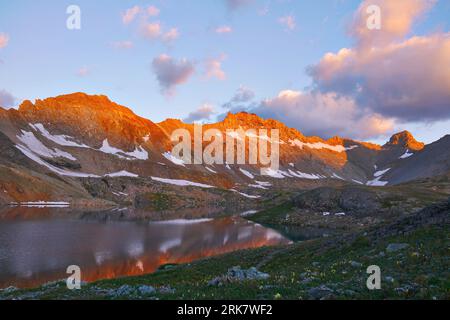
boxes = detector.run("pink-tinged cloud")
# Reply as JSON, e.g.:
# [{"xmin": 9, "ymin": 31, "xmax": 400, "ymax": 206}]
[
  {"xmin": 309, "ymin": 0, "xmax": 450, "ymax": 123},
  {"xmin": 152, "ymin": 54, "xmax": 195, "ymax": 96},
  {"xmin": 141, "ymin": 22, "xmax": 162, "ymax": 39},
  {"xmin": 0, "ymin": 89, "xmax": 15, "ymax": 108},
  {"xmin": 0, "ymin": 33, "xmax": 9, "ymax": 49},
  {"xmin": 122, "ymin": 6, "xmax": 141, "ymax": 25},
  {"xmin": 147, "ymin": 6, "xmax": 160, "ymax": 17},
  {"xmin": 111, "ymin": 41, "xmax": 133, "ymax": 49},
  {"xmin": 215, "ymin": 26, "xmax": 233, "ymax": 34},
  {"xmin": 205, "ymin": 55, "xmax": 227, "ymax": 80},
  {"xmin": 254, "ymin": 90, "xmax": 395, "ymax": 140},
  {"xmin": 279, "ymin": 15, "xmax": 296, "ymax": 31},
  {"xmin": 162, "ymin": 28, "xmax": 180, "ymax": 43},
  {"xmin": 140, "ymin": 23, "xmax": 179, "ymax": 44},
  {"xmin": 184, "ymin": 103, "xmax": 215, "ymax": 123},
  {"xmin": 351, "ymin": 0, "xmax": 436, "ymax": 46}
]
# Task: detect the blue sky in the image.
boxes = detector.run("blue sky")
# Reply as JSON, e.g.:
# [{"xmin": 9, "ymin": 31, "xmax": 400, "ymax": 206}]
[{"xmin": 0, "ymin": 0, "xmax": 449, "ymax": 144}]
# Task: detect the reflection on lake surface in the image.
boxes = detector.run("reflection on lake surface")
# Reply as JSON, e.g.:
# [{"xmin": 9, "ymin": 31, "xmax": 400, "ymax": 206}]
[{"xmin": 0, "ymin": 208, "xmax": 290, "ymax": 288}]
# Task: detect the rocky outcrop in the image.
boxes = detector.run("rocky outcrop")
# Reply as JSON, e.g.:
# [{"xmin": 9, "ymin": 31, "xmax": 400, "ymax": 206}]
[
  {"xmin": 293, "ymin": 186, "xmax": 382, "ymax": 215},
  {"xmin": 384, "ymin": 131, "xmax": 425, "ymax": 151}
]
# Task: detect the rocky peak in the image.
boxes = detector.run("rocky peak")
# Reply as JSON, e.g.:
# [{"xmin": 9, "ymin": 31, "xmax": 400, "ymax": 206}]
[
  {"xmin": 385, "ymin": 131, "xmax": 425, "ymax": 151},
  {"xmin": 222, "ymin": 112, "xmax": 267, "ymax": 127},
  {"xmin": 15, "ymin": 92, "xmax": 170, "ymax": 150}
]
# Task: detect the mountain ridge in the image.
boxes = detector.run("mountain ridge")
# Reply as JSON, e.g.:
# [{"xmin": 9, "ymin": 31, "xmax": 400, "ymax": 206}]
[
  {"xmin": 0, "ymin": 92, "xmax": 448, "ymax": 206},
  {"xmin": 2, "ymin": 92, "xmax": 433, "ymax": 149}
]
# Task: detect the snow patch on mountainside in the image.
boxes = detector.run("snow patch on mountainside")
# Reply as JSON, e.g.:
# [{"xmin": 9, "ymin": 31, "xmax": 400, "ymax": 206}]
[
  {"xmin": 9, "ymin": 201, "xmax": 70, "ymax": 208},
  {"xmin": 239, "ymin": 168, "xmax": 255, "ymax": 179},
  {"xmin": 399, "ymin": 150, "xmax": 413, "ymax": 159},
  {"xmin": 288, "ymin": 169, "xmax": 323, "ymax": 180},
  {"xmin": 163, "ymin": 152, "xmax": 185, "ymax": 166},
  {"xmin": 367, "ymin": 177, "xmax": 389, "ymax": 186},
  {"xmin": 289, "ymin": 139, "xmax": 358, "ymax": 153},
  {"xmin": 260, "ymin": 168, "xmax": 285, "ymax": 179},
  {"xmin": 30, "ymin": 123, "xmax": 90, "ymax": 148},
  {"xmin": 15, "ymin": 144, "xmax": 99, "ymax": 178},
  {"xmin": 105, "ymin": 170, "xmax": 139, "ymax": 178},
  {"xmin": 151, "ymin": 177, "xmax": 214, "ymax": 188},
  {"xmin": 367, "ymin": 168, "xmax": 390, "ymax": 186},
  {"xmin": 255, "ymin": 181, "xmax": 272, "ymax": 187},
  {"xmin": 249, "ymin": 180, "xmax": 272, "ymax": 189},
  {"xmin": 100, "ymin": 139, "xmax": 148, "ymax": 160},
  {"xmin": 332, "ymin": 173, "xmax": 345, "ymax": 180},
  {"xmin": 206, "ymin": 167, "xmax": 217, "ymax": 174},
  {"xmin": 248, "ymin": 183, "xmax": 267, "ymax": 190},
  {"xmin": 17, "ymin": 130, "xmax": 77, "ymax": 160},
  {"xmin": 231, "ymin": 189, "xmax": 261, "ymax": 199},
  {"xmin": 374, "ymin": 168, "xmax": 391, "ymax": 177}
]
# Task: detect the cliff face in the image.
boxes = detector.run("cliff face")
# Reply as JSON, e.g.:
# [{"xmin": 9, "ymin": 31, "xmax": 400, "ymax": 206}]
[{"xmin": 0, "ymin": 92, "xmax": 448, "ymax": 205}]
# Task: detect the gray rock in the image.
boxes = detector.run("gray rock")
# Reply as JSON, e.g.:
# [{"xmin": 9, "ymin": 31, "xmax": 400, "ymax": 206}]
[
  {"xmin": 159, "ymin": 286, "xmax": 175, "ymax": 294},
  {"xmin": 0, "ymin": 286, "xmax": 18, "ymax": 294},
  {"xmin": 137, "ymin": 285, "xmax": 156, "ymax": 295},
  {"xmin": 308, "ymin": 285, "xmax": 334, "ymax": 300},
  {"xmin": 386, "ymin": 243, "xmax": 409, "ymax": 253},
  {"xmin": 114, "ymin": 285, "xmax": 135, "ymax": 296},
  {"xmin": 208, "ymin": 266, "xmax": 269, "ymax": 286},
  {"xmin": 394, "ymin": 284, "xmax": 416, "ymax": 295},
  {"xmin": 384, "ymin": 276, "xmax": 395, "ymax": 283},
  {"xmin": 207, "ymin": 278, "xmax": 222, "ymax": 287},
  {"xmin": 350, "ymin": 261, "xmax": 363, "ymax": 268},
  {"xmin": 344, "ymin": 289, "xmax": 356, "ymax": 296},
  {"xmin": 301, "ymin": 278, "xmax": 314, "ymax": 285}
]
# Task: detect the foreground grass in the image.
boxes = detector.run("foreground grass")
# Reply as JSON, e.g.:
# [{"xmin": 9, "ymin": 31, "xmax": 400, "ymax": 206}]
[{"xmin": 2, "ymin": 222, "xmax": 448, "ymax": 300}]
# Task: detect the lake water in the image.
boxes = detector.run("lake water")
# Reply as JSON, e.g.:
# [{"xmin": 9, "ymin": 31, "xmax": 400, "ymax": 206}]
[{"xmin": 0, "ymin": 207, "xmax": 291, "ymax": 289}]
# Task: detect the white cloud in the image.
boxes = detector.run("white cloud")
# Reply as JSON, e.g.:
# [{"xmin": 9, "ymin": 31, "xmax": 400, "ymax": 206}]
[{"xmin": 152, "ymin": 54, "xmax": 195, "ymax": 96}]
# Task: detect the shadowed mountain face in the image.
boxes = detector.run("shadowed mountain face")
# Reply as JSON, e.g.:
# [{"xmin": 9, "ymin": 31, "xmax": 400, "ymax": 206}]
[{"xmin": 0, "ymin": 92, "xmax": 449, "ymax": 206}]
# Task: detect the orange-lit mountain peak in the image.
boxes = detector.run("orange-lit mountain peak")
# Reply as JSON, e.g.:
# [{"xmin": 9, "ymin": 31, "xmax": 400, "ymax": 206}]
[
  {"xmin": 385, "ymin": 130, "xmax": 425, "ymax": 151},
  {"xmin": 15, "ymin": 93, "xmax": 170, "ymax": 151}
]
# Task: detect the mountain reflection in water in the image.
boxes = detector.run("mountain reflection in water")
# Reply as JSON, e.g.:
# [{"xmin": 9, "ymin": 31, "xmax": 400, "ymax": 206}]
[{"xmin": 0, "ymin": 208, "xmax": 290, "ymax": 288}]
